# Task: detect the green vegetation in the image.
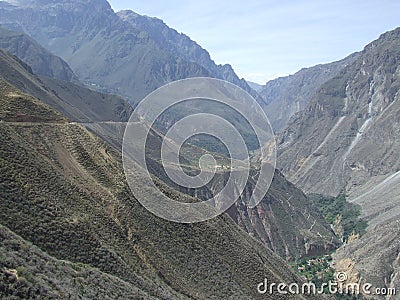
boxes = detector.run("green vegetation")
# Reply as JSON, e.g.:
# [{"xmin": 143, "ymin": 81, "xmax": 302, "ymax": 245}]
[
  {"xmin": 309, "ymin": 194, "xmax": 368, "ymax": 242},
  {"xmin": 0, "ymin": 225, "xmax": 154, "ymax": 299},
  {"xmin": 291, "ymin": 255, "xmax": 364, "ymax": 299},
  {"xmin": 291, "ymin": 255, "xmax": 334, "ymax": 292}
]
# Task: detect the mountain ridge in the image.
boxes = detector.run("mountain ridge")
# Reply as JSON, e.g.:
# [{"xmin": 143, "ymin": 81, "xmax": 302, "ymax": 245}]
[
  {"xmin": 0, "ymin": 0, "xmax": 263, "ymax": 105},
  {"xmin": 259, "ymin": 53, "xmax": 359, "ymax": 132},
  {"xmin": 116, "ymin": 9, "xmax": 263, "ymax": 103},
  {"xmin": 278, "ymin": 26, "xmax": 400, "ymax": 197},
  {"xmin": 0, "ymin": 26, "xmax": 77, "ymax": 82},
  {"xmin": 0, "ymin": 47, "xmax": 132, "ymax": 123}
]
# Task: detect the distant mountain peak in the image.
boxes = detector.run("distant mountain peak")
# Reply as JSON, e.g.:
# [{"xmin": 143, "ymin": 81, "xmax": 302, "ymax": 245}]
[
  {"xmin": 1, "ymin": 0, "xmax": 112, "ymax": 9},
  {"xmin": 118, "ymin": 9, "xmax": 162, "ymax": 23},
  {"xmin": 117, "ymin": 9, "xmax": 140, "ymax": 18},
  {"xmin": 0, "ymin": 26, "xmax": 77, "ymax": 81}
]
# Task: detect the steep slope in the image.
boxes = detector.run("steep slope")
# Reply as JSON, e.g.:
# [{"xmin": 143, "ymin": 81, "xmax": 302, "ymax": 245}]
[
  {"xmin": 230, "ymin": 170, "xmax": 338, "ymax": 259},
  {"xmin": 144, "ymin": 128, "xmax": 338, "ymax": 260},
  {"xmin": 333, "ymin": 218, "xmax": 400, "ymax": 299},
  {"xmin": 0, "ymin": 81, "xmax": 317, "ymax": 299},
  {"xmin": 0, "ymin": 48, "xmax": 132, "ymax": 122},
  {"xmin": 0, "ymin": 0, "xmax": 261, "ymax": 104},
  {"xmin": 0, "ymin": 78, "xmax": 66, "ymax": 122},
  {"xmin": 0, "ymin": 33, "xmax": 337, "ymax": 262},
  {"xmin": 259, "ymin": 53, "xmax": 359, "ymax": 132},
  {"xmin": 0, "ymin": 26, "xmax": 77, "ymax": 81},
  {"xmin": 278, "ymin": 27, "xmax": 400, "ymax": 198},
  {"xmin": 84, "ymin": 120, "xmax": 338, "ymax": 261},
  {"xmin": 117, "ymin": 10, "xmax": 262, "ymax": 103},
  {"xmin": 277, "ymin": 27, "xmax": 400, "ymax": 295},
  {"xmin": 0, "ymin": 224, "xmax": 156, "ymax": 299},
  {"xmin": 216, "ymin": 170, "xmax": 338, "ymax": 260}
]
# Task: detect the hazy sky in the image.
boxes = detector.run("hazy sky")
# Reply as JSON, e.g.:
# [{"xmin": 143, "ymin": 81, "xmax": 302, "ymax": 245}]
[{"xmin": 108, "ymin": 0, "xmax": 400, "ymax": 84}]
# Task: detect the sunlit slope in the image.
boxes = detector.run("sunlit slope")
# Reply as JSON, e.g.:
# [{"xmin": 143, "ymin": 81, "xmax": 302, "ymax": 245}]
[{"xmin": 0, "ymin": 83, "xmax": 314, "ymax": 299}]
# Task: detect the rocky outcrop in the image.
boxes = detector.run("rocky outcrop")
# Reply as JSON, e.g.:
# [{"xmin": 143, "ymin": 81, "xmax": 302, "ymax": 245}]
[
  {"xmin": 229, "ymin": 170, "xmax": 339, "ymax": 260},
  {"xmin": 333, "ymin": 218, "xmax": 400, "ymax": 299}
]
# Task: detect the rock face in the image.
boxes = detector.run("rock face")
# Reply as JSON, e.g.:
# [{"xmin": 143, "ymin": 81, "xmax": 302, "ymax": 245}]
[
  {"xmin": 0, "ymin": 0, "xmax": 261, "ymax": 104},
  {"xmin": 193, "ymin": 171, "xmax": 339, "ymax": 260},
  {"xmin": 227, "ymin": 170, "xmax": 338, "ymax": 260},
  {"xmin": 278, "ymin": 27, "xmax": 400, "ymax": 198},
  {"xmin": 259, "ymin": 53, "xmax": 358, "ymax": 132},
  {"xmin": 0, "ymin": 27, "xmax": 77, "ymax": 81},
  {"xmin": 277, "ymin": 27, "xmax": 400, "ymax": 296}
]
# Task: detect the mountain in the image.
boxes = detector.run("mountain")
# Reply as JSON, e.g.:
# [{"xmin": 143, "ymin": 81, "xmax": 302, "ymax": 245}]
[
  {"xmin": 202, "ymin": 169, "xmax": 338, "ymax": 260},
  {"xmin": 117, "ymin": 10, "xmax": 261, "ymax": 100},
  {"xmin": 259, "ymin": 54, "xmax": 359, "ymax": 132},
  {"xmin": 0, "ymin": 48, "xmax": 132, "ymax": 123},
  {"xmin": 0, "ymin": 0, "xmax": 261, "ymax": 104},
  {"xmin": 0, "ymin": 26, "xmax": 77, "ymax": 82},
  {"xmin": 4, "ymin": 0, "xmax": 397, "ymax": 296},
  {"xmin": 0, "ymin": 0, "xmax": 269, "ymax": 166},
  {"xmin": 277, "ymin": 27, "xmax": 400, "ymax": 294},
  {"xmin": 278, "ymin": 27, "xmax": 400, "ymax": 197},
  {"xmin": 247, "ymin": 81, "xmax": 263, "ymax": 92},
  {"xmin": 0, "ymin": 40, "xmax": 337, "ymax": 264},
  {"xmin": 0, "ymin": 75, "xmax": 316, "ymax": 299},
  {"xmin": 82, "ymin": 97, "xmax": 338, "ymax": 261},
  {"xmin": 333, "ymin": 217, "xmax": 400, "ymax": 298}
]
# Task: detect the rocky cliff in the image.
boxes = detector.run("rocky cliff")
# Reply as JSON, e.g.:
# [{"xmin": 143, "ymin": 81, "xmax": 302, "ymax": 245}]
[{"xmin": 259, "ymin": 53, "xmax": 358, "ymax": 132}]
